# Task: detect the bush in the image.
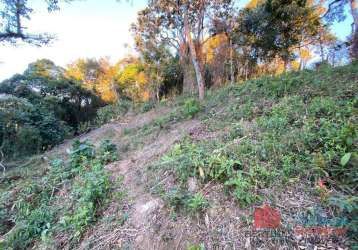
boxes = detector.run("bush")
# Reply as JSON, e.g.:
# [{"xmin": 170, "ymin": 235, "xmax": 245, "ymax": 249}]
[
  {"xmin": 156, "ymin": 63, "xmax": 358, "ymax": 215},
  {"xmin": 1, "ymin": 139, "xmax": 117, "ymax": 249},
  {"xmin": 182, "ymin": 98, "xmax": 201, "ymax": 118},
  {"xmin": 139, "ymin": 100, "xmax": 156, "ymax": 113},
  {"xmin": 95, "ymin": 100, "xmax": 131, "ymax": 126},
  {"xmin": 225, "ymin": 173, "xmax": 260, "ymax": 207},
  {"xmin": 186, "ymin": 193, "xmax": 209, "ymax": 214},
  {"xmin": 163, "ymin": 188, "xmax": 209, "ymax": 215},
  {"xmin": 308, "ymin": 97, "xmax": 338, "ymax": 118},
  {"xmin": 97, "ymin": 139, "xmax": 118, "ymax": 164},
  {"xmin": 0, "ymin": 95, "xmax": 70, "ymax": 160},
  {"xmin": 62, "ymin": 160, "xmax": 110, "ymax": 241}
]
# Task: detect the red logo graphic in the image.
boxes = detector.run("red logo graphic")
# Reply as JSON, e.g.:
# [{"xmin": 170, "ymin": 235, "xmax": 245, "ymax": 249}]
[
  {"xmin": 252, "ymin": 204, "xmax": 347, "ymax": 238},
  {"xmin": 254, "ymin": 204, "xmax": 281, "ymax": 229}
]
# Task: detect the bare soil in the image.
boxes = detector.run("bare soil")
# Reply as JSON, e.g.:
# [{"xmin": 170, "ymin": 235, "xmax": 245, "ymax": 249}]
[{"xmin": 43, "ymin": 107, "xmax": 349, "ymax": 250}]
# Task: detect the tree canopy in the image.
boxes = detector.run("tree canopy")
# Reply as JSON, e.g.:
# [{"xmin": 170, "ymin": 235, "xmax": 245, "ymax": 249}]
[{"xmin": 0, "ymin": 0, "xmax": 356, "ymax": 159}]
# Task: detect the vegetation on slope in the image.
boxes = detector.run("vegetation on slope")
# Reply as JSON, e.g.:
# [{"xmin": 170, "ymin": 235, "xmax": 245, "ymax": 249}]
[
  {"xmin": 148, "ymin": 63, "xmax": 358, "ymax": 246},
  {"xmin": 0, "ymin": 140, "xmax": 119, "ymax": 249},
  {"xmin": 0, "ymin": 63, "xmax": 357, "ymax": 249}
]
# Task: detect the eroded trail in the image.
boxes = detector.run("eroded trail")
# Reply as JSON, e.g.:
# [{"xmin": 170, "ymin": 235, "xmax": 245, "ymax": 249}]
[
  {"xmin": 74, "ymin": 114, "xmax": 201, "ymax": 249},
  {"xmin": 50, "ymin": 106, "xmax": 340, "ymax": 250},
  {"xmin": 47, "ymin": 106, "xmax": 171, "ymax": 160}
]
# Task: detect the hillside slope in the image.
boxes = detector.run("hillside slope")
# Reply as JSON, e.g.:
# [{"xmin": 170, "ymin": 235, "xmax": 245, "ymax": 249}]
[{"xmin": 1, "ymin": 63, "xmax": 357, "ymax": 249}]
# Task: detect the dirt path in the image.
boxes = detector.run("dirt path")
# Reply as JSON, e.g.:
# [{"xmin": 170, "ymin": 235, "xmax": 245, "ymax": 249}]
[
  {"xmin": 46, "ymin": 106, "xmax": 171, "ymax": 160},
  {"xmin": 79, "ymin": 117, "xmax": 200, "ymax": 249},
  {"xmin": 41, "ymin": 104, "xmax": 205, "ymax": 250},
  {"xmin": 49, "ymin": 104, "xmax": 342, "ymax": 250},
  {"xmin": 33, "ymin": 103, "xmax": 346, "ymax": 250}
]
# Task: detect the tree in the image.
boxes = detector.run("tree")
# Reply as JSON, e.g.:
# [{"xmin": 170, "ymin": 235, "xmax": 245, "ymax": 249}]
[
  {"xmin": 132, "ymin": 0, "xmax": 233, "ymax": 100},
  {"xmin": 202, "ymin": 33, "xmax": 231, "ymax": 87},
  {"xmin": 143, "ymin": 46, "xmax": 174, "ymax": 101},
  {"xmin": 235, "ymin": 0, "xmax": 321, "ymax": 70},
  {"xmin": 65, "ymin": 58, "xmax": 118, "ymax": 103},
  {"xmin": 299, "ymin": 47, "xmax": 312, "ymax": 69},
  {"xmin": 0, "ymin": 0, "xmax": 71, "ymax": 45},
  {"xmin": 0, "ymin": 94, "xmax": 69, "ymax": 160},
  {"xmin": 324, "ymin": 0, "xmax": 358, "ymax": 60},
  {"xmin": 133, "ymin": 28, "xmax": 176, "ymax": 101},
  {"xmin": 114, "ymin": 58, "xmax": 150, "ymax": 102},
  {"xmin": 24, "ymin": 59, "xmax": 65, "ymax": 79},
  {"xmin": 1, "ymin": 60, "xmax": 104, "ymax": 129},
  {"xmin": 315, "ymin": 29, "xmax": 337, "ymax": 62}
]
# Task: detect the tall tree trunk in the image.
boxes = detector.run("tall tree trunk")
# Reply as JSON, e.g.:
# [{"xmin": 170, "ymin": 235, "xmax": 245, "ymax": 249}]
[
  {"xmin": 350, "ymin": 0, "xmax": 358, "ymax": 60},
  {"xmin": 184, "ymin": 10, "xmax": 205, "ymax": 100},
  {"xmin": 179, "ymin": 46, "xmax": 196, "ymax": 94},
  {"xmin": 230, "ymin": 38, "xmax": 234, "ymax": 84}
]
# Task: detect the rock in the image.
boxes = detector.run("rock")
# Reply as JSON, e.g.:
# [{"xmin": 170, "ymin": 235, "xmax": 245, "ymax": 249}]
[
  {"xmin": 245, "ymin": 237, "xmax": 251, "ymax": 249},
  {"xmin": 187, "ymin": 177, "xmax": 198, "ymax": 192},
  {"xmin": 208, "ymin": 207, "xmax": 218, "ymax": 217},
  {"xmin": 135, "ymin": 235, "xmax": 144, "ymax": 244},
  {"xmin": 132, "ymin": 198, "xmax": 164, "ymax": 225},
  {"xmin": 137, "ymin": 199, "xmax": 162, "ymax": 215},
  {"xmin": 205, "ymin": 213, "xmax": 210, "ymax": 227}
]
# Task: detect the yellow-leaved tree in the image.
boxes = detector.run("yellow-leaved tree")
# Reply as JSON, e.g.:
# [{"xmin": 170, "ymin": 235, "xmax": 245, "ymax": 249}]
[
  {"xmin": 65, "ymin": 58, "xmax": 118, "ymax": 103},
  {"xmin": 115, "ymin": 58, "xmax": 150, "ymax": 102}
]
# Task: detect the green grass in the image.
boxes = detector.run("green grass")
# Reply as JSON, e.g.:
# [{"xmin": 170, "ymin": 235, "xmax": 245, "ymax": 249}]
[
  {"xmin": 0, "ymin": 139, "xmax": 119, "ymax": 249},
  {"xmin": 150, "ymin": 63, "xmax": 358, "ymax": 244},
  {"xmin": 1, "ymin": 63, "xmax": 357, "ymax": 248}
]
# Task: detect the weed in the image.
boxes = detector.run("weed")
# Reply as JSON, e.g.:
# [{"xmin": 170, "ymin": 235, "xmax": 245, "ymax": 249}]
[
  {"xmin": 328, "ymin": 195, "xmax": 358, "ymax": 246},
  {"xmin": 95, "ymin": 100, "xmax": 131, "ymax": 126},
  {"xmin": 98, "ymin": 139, "xmax": 118, "ymax": 164},
  {"xmin": 225, "ymin": 172, "xmax": 260, "ymax": 207},
  {"xmin": 139, "ymin": 100, "xmax": 156, "ymax": 113},
  {"xmin": 163, "ymin": 188, "xmax": 209, "ymax": 215},
  {"xmin": 182, "ymin": 98, "xmax": 201, "ymax": 118},
  {"xmin": 187, "ymin": 243, "xmax": 205, "ymax": 250},
  {"xmin": 1, "ymin": 139, "xmax": 118, "ymax": 249},
  {"xmin": 230, "ymin": 100, "xmax": 254, "ymax": 120},
  {"xmin": 164, "ymin": 187, "xmax": 189, "ymax": 212},
  {"xmin": 186, "ymin": 193, "xmax": 209, "ymax": 214}
]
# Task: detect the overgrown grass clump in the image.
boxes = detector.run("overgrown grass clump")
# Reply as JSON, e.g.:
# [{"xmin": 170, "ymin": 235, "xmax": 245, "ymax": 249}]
[
  {"xmin": 0, "ymin": 140, "xmax": 118, "ymax": 249},
  {"xmin": 152, "ymin": 63, "xmax": 358, "ymax": 242}
]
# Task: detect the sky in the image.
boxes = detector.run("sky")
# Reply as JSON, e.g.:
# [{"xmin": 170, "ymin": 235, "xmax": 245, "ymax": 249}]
[
  {"xmin": 0, "ymin": 0, "xmax": 353, "ymax": 81},
  {"xmin": 0, "ymin": 0, "xmax": 148, "ymax": 80}
]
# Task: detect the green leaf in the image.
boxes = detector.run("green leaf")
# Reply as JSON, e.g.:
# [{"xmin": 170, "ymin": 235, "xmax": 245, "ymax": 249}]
[
  {"xmin": 346, "ymin": 137, "xmax": 353, "ymax": 146},
  {"xmin": 340, "ymin": 153, "xmax": 352, "ymax": 166}
]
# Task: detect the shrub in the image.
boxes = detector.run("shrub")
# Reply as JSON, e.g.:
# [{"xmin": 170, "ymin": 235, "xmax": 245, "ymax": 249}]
[
  {"xmin": 225, "ymin": 172, "xmax": 260, "ymax": 207},
  {"xmin": 308, "ymin": 97, "xmax": 337, "ymax": 118},
  {"xmin": 2, "ymin": 139, "xmax": 117, "ymax": 249},
  {"xmin": 182, "ymin": 98, "xmax": 201, "ymax": 118},
  {"xmin": 0, "ymin": 95, "xmax": 70, "ymax": 160},
  {"xmin": 165, "ymin": 187, "xmax": 189, "ymax": 212},
  {"xmin": 62, "ymin": 160, "xmax": 110, "ymax": 241},
  {"xmin": 97, "ymin": 139, "xmax": 118, "ymax": 164},
  {"xmin": 139, "ymin": 100, "xmax": 156, "ymax": 113},
  {"xmin": 163, "ymin": 188, "xmax": 209, "ymax": 215},
  {"xmin": 230, "ymin": 101, "xmax": 254, "ymax": 120},
  {"xmin": 185, "ymin": 193, "xmax": 209, "ymax": 214},
  {"xmin": 257, "ymin": 96, "xmax": 305, "ymax": 133},
  {"xmin": 95, "ymin": 99, "xmax": 131, "ymax": 126},
  {"xmin": 187, "ymin": 243, "xmax": 205, "ymax": 250},
  {"xmin": 328, "ymin": 195, "xmax": 358, "ymax": 246}
]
